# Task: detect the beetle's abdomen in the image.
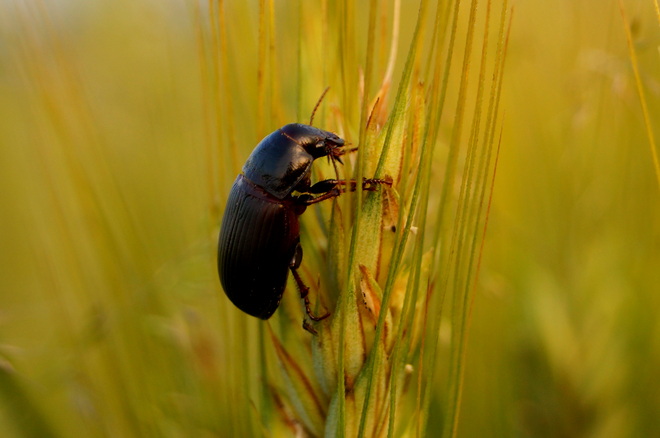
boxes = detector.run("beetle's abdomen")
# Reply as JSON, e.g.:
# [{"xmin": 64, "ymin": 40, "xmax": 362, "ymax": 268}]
[{"xmin": 218, "ymin": 175, "xmax": 300, "ymax": 319}]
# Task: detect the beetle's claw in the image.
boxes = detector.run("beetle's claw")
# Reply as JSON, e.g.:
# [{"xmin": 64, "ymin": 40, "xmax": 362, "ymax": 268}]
[
  {"xmin": 362, "ymin": 176, "xmax": 393, "ymax": 191},
  {"xmin": 302, "ymin": 310, "xmax": 330, "ymax": 335},
  {"xmin": 302, "ymin": 319, "xmax": 318, "ymax": 335},
  {"xmin": 370, "ymin": 175, "xmax": 393, "ymax": 186}
]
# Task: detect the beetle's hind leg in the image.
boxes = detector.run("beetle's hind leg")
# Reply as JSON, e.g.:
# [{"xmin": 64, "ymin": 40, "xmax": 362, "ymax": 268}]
[
  {"xmin": 290, "ymin": 268, "xmax": 330, "ymax": 322},
  {"xmin": 289, "ymin": 243, "xmax": 330, "ymax": 331}
]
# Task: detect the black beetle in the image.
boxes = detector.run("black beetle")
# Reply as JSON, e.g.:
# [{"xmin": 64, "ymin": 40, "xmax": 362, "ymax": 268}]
[{"xmin": 217, "ymin": 122, "xmax": 389, "ymax": 331}]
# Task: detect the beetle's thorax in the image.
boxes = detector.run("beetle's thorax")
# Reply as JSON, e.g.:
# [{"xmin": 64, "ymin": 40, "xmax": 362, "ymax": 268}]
[
  {"xmin": 242, "ymin": 131, "xmax": 313, "ymax": 199},
  {"xmin": 242, "ymin": 123, "xmax": 344, "ymax": 199}
]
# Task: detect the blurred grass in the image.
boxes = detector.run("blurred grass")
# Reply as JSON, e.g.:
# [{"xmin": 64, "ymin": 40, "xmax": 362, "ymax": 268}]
[{"xmin": 0, "ymin": 0, "xmax": 659, "ymax": 437}]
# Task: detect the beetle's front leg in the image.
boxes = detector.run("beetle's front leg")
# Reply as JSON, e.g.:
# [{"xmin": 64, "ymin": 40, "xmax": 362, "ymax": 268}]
[
  {"xmin": 296, "ymin": 179, "xmax": 342, "ymax": 205},
  {"xmin": 339, "ymin": 177, "xmax": 393, "ymax": 192},
  {"xmin": 300, "ymin": 177, "xmax": 392, "ymax": 205},
  {"xmin": 308, "ymin": 177, "xmax": 392, "ymax": 194},
  {"xmin": 305, "ymin": 178, "xmax": 340, "ymax": 194}
]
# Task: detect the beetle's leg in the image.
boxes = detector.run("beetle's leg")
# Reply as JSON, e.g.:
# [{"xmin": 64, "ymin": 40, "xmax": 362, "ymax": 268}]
[
  {"xmin": 290, "ymin": 268, "xmax": 331, "ymax": 322},
  {"xmin": 295, "ymin": 179, "xmax": 342, "ymax": 205},
  {"xmin": 300, "ymin": 188, "xmax": 342, "ymax": 205},
  {"xmin": 307, "ymin": 179, "xmax": 341, "ymax": 194},
  {"xmin": 307, "ymin": 177, "xmax": 390, "ymax": 193},
  {"xmin": 302, "ymin": 319, "xmax": 318, "ymax": 335},
  {"xmin": 311, "ymin": 177, "xmax": 392, "ymax": 193},
  {"xmin": 290, "ymin": 243, "xmax": 331, "ymax": 323},
  {"xmin": 292, "ymin": 178, "xmax": 340, "ymax": 206},
  {"xmin": 299, "ymin": 177, "xmax": 392, "ymax": 206},
  {"xmin": 341, "ymin": 177, "xmax": 393, "ymax": 192}
]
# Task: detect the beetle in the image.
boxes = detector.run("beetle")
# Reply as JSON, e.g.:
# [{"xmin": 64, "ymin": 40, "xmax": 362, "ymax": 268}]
[{"xmin": 217, "ymin": 122, "xmax": 389, "ymax": 332}]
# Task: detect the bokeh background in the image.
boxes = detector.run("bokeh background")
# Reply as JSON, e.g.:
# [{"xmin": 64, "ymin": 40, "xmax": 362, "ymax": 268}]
[{"xmin": 1, "ymin": 0, "xmax": 659, "ymax": 436}]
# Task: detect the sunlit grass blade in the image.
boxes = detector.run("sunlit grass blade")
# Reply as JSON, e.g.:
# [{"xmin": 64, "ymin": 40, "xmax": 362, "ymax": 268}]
[
  {"xmin": 334, "ymin": 0, "xmax": 381, "ymax": 433},
  {"xmin": 418, "ymin": 0, "xmax": 512, "ymax": 435},
  {"xmin": 269, "ymin": 327, "xmax": 327, "ymax": 436},
  {"xmin": 385, "ymin": 83, "xmax": 430, "ymax": 438},
  {"xmin": 354, "ymin": 0, "xmax": 430, "ymax": 435},
  {"xmin": 443, "ymin": 0, "xmax": 501, "ymax": 435},
  {"xmin": 14, "ymin": 1, "xmax": 660, "ymax": 438},
  {"xmin": 618, "ymin": 0, "xmax": 660, "ymax": 191}
]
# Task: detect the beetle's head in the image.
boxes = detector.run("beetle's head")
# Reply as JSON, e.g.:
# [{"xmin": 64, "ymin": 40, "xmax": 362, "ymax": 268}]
[
  {"xmin": 303, "ymin": 130, "xmax": 345, "ymax": 162},
  {"xmin": 281, "ymin": 123, "xmax": 346, "ymax": 162},
  {"xmin": 316, "ymin": 132, "xmax": 346, "ymax": 165}
]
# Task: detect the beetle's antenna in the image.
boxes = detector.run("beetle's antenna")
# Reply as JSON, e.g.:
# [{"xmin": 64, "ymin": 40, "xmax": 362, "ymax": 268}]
[
  {"xmin": 280, "ymin": 130, "xmax": 302, "ymax": 145},
  {"xmin": 309, "ymin": 86, "xmax": 330, "ymax": 126}
]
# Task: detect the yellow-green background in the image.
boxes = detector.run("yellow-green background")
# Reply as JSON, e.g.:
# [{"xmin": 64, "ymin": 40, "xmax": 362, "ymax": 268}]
[{"xmin": 1, "ymin": 0, "xmax": 658, "ymax": 436}]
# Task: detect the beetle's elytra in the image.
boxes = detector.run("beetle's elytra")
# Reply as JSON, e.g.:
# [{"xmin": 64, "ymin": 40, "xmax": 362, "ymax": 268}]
[{"xmin": 217, "ymin": 123, "xmax": 389, "ymax": 331}]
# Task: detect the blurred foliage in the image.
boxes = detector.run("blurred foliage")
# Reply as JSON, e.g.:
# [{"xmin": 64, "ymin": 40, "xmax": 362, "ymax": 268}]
[{"xmin": 0, "ymin": 0, "xmax": 659, "ymax": 437}]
